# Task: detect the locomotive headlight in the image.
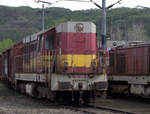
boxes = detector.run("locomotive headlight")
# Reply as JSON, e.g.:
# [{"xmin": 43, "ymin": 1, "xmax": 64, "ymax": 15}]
[
  {"xmin": 74, "ymin": 23, "xmax": 84, "ymax": 32},
  {"xmin": 64, "ymin": 62, "xmax": 68, "ymax": 71}
]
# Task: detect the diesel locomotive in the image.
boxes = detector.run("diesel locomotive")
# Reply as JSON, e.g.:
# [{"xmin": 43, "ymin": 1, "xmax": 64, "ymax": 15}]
[
  {"xmin": 1, "ymin": 21, "xmax": 107, "ymax": 104},
  {"xmin": 108, "ymin": 43, "xmax": 150, "ymax": 98}
]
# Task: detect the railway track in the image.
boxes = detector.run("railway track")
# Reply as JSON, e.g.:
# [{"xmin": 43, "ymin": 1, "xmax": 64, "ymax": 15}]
[
  {"xmin": 63, "ymin": 105, "xmax": 136, "ymax": 114},
  {"xmin": 0, "ymin": 82, "xmax": 147, "ymax": 114},
  {"xmin": 24, "ymin": 94, "xmax": 137, "ymax": 114},
  {"xmin": 87, "ymin": 105, "xmax": 136, "ymax": 114},
  {"xmin": 35, "ymin": 94, "xmax": 150, "ymax": 114},
  {"xmin": 25, "ymin": 96, "xmax": 136, "ymax": 114}
]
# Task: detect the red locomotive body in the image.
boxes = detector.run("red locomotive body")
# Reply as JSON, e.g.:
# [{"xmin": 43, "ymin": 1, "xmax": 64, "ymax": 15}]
[
  {"xmin": 1, "ymin": 21, "xmax": 107, "ymax": 104},
  {"xmin": 108, "ymin": 44, "xmax": 150, "ymax": 97},
  {"xmin": 55, "ymin": 22, "xmax": 99, "ymax": 73}
]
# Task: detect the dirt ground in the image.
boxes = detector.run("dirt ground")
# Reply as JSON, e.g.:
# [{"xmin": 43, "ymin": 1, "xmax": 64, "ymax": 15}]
[
  {"xmin": 0, "ymin": 82, "xmax": 83, "ymax": 114},
  {"xmin": 2, "ymin": 81, "xmax": 148, "ymax": 114},
  {"xmin": 92, "ymin": 96, "xmax": 150, "ymax": 114},
  {"xmin": 0, "ymin": 82, "xmax": 115, "ymax": 114}
]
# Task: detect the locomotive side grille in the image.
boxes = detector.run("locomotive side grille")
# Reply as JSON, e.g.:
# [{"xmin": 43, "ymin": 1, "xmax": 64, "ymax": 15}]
[
  {"xmin": 117, "ymin": 54, "xmax": 126, "ymax": 73},
  {"xmin": 110, "ymin": 53, "xmax": 114, "ymax": 67}
]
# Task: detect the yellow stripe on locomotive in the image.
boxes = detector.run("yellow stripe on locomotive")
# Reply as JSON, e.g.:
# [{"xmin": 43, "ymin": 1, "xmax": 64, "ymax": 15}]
[{"xmin": 23, "ymin": 54, "xmax": 98, "ymax": 72}]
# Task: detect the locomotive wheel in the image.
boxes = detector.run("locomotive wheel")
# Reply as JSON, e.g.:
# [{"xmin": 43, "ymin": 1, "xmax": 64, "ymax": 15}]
[{"xmin": 47, "ymin": 90, "xmax": 56, "ymax": 102}]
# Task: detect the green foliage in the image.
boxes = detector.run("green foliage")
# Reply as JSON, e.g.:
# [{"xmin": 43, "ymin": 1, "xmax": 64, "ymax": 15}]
[
  {"xmin": 0, "ymin": 6, "xmax": 150, "ymax": 42},
  {"xmin": 0, "ymin": 39, "xmax": 14, "ymax": 53}
]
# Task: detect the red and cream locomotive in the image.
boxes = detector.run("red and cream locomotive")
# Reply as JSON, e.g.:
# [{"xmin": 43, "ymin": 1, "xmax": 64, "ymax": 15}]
[{"xmin": 2, "ymin": 21, "xmax": 107, "ymax": 104}]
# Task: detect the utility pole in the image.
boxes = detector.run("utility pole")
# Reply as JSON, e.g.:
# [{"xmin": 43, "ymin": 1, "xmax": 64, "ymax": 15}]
[
  {"xmin": 42, "ymin": 4, "xmax": 45, "ymax": 32},
  {"xmin": 36, "ymin": 0, "xmax": 122, "ymax": 47},
  {"xmin": 101, "ymin": 0, "xmax": 107, "ymax": 50},
  {"xmin": 110, "ymin": 15, "xmax": 112, "ymax": 40},
  {"xmin": 35, "ymin": 0, "xmax": 53, "ymax": 32},
  {"xmin": 90, "ymin": 0, "xmax": 122, "ymax": 49}
]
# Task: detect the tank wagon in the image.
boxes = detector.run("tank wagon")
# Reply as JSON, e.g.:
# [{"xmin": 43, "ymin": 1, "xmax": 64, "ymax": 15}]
[
  {"xmin": 108, "ymin": 44, "xmax": 150, "ymax": 97},
  {"xmin": 1, "ymin": 21, "xmax": 107, "ymax": 104}
]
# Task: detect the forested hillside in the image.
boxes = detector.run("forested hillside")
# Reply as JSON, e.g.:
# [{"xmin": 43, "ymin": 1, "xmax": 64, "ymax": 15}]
[{"xmin": 0, "ymin": 5, "xmax": 150, "ymax": 44}]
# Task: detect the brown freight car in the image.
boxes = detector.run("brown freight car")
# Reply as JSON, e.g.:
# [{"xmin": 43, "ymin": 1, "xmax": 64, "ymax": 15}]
[
  {"xmin": 108, "ymin": 43, "xmax": 150, "ymax": 97},
  {"xmin": 1, "ymin": 42, "xmax": 23, "ymax": 86},
  {"xmin": 0, "ymin": 55, "xmax": 2, "ymax": 80},
  {"xmin": 2, "ymin": 49, "xmax": 11, "ymax": 83}
]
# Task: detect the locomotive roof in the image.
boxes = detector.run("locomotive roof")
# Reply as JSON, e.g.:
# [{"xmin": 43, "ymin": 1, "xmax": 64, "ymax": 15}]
[
  {"xmin": 56, "ymin": 21, "xmax": 96, "ymax": 33},
  {"xmin": 112, "ymin": 42, "xmax": 150, "ymax": 51},
  {"xmin": 23, "ymin": 21, "xmax": 96, "ymax": 43},
  {"xmin": 23, "ymin": 27, "xmax": 54, "ymax": 43}
]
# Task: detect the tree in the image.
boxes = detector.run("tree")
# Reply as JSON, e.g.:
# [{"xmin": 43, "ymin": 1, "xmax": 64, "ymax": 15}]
[
  {"xmin": 127, "ymin": 23, "xmax": 149, "ymax": 41},
  {"xmin": 0, "ymin": 39, "xmax": 14, "ymax": 53},
  {"xmin": 112, "ymin": 25, "xmax": 123, "ymax": 41}
]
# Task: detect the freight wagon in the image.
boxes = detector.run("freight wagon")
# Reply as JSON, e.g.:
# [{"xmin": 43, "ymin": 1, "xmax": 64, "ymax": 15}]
[
  {"xmin": 1, "ymin": 21, "xmax": 108, "ymax": 104},
  {"xmin": 108, "ymin": 44, "xmax": 150, "ymax": 97},
  {"xmin": 0, "ymin": 55, "xmax": 2, "ymax": 80}
]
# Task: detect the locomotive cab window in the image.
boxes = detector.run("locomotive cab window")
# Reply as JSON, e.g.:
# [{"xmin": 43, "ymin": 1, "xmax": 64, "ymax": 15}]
[{"xmin": 45, "ymin": 34, "xmax": 54, "ymax": 50}]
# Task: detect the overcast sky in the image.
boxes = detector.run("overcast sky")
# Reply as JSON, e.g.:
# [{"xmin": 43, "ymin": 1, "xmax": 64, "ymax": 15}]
[{"xmin": 0, "ymin": 0, "xmax": 150, "ymax": 10}]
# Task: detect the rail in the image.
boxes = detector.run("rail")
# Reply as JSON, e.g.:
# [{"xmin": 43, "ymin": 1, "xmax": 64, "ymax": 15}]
[
  {"xmin": 61, "ymin": 105, "xmax": 136, "ymax": 114},
  {"xmin": 87, "ymin": 105, "xmax": 136, "ymax": 114}
]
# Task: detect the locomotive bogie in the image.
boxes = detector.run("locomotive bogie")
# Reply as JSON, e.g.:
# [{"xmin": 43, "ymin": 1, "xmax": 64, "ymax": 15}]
[
  {"xmin": 109, "ymin": 75, "xmax": 150, "ymax": 96},
  {"xmin": 130, "ymin": 84, "xmax": 150, "ymax": 97}
]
